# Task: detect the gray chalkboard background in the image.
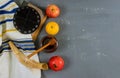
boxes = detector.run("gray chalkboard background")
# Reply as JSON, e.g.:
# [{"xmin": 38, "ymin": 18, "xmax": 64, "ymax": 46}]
[{"xmin": 15, "ymin": 0, "xmax": 120, "ymax": 78}]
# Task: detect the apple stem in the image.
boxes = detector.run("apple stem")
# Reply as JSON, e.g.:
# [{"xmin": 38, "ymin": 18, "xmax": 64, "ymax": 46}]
[
  {"xmin": 53, "ymin": 64, "xmax": 57, "ymax": 68},
  {"xmin": 52, "ymin": 9, "xmax": 54, "ymax": 11},
  {"xmin": 51, "ymin": 26, "xmax": 53, "ymax": 28}
]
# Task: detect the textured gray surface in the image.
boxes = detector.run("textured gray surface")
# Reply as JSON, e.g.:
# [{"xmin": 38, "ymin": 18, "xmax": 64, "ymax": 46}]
[{"xmin": 15, "ymin": 0, "xmax": 120, "ymax": 78}]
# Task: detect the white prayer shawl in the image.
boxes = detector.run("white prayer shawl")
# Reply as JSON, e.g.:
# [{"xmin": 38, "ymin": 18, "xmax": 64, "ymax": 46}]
[{"xmin": 0, "ymin": 0, "xmax": 41, "ymax": 78}]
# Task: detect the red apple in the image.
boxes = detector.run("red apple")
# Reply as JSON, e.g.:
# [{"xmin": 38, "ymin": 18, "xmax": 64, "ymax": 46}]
[
  {"xmin": 48, "ymin": 56, "xmax": 64, "ymax": 71},
  {"xmin": 46, "ymin": 4, "xmax": 60, "ymax": 18}
]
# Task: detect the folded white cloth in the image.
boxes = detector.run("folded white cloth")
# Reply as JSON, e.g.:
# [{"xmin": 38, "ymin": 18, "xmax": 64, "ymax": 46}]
[{"xmin": 0, "ymin": 0, "xmax": 41, "ymax": 78}]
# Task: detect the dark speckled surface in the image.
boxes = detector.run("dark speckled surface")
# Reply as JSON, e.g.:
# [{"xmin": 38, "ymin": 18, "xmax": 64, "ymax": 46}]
[{"xmin": 15, "ymin": 0, "xmax": 120, "ymax": 78}]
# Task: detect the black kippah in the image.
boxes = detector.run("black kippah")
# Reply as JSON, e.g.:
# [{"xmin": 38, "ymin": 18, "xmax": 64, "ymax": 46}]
[{"xmin": 13, "ymin": 6, "xmax": 41, "ymax": 34}]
